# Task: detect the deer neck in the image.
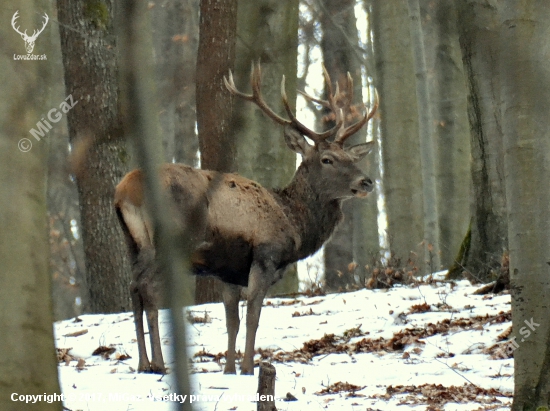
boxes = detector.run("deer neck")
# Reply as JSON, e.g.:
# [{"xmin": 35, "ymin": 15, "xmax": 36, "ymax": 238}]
[{"xmin": 274, "ymin": 164, "xmax": 343, "ymax": 259}]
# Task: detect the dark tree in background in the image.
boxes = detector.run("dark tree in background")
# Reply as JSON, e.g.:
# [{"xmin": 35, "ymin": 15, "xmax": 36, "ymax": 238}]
[
  {"xmin": 452, "ymin": 1, "xmax": 508, "ymax": 282},
  {"xmin": 426, "ymin": 1, "xmax": 470, "ymax": 271},
  {"xmin": 231, "ymin": 0, "xmax": 300, "ymax": 295},
  {"xmin": 407, "ymin": 0, "xmax": 440, "ymax": 271},
  {"xmin": 152, "ymin": 0, "xmax": 199, "ymax": 165},
  {"xmin": 195, "ymin": 0, "xmax": 238, "ymax": 304},
  {"xmin": 370, "ymin": 0, "xmax": 425, "ymax": 272},
  {"xmin": 58, "ymin": 1, "xmax": 132, "ymax": 313},
  {"xmin": 320, "ymin": 0, "xmax": 379, "ymax": 291}
]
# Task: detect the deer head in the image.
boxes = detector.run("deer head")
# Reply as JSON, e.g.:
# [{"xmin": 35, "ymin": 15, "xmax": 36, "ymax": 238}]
[
  {"xmin": 224, "ymin": 63, "xmax": 378, "ymax": 201},
  {"xmin": 12, "ymin": 11, "xmax": 49, "ymax": 54}
]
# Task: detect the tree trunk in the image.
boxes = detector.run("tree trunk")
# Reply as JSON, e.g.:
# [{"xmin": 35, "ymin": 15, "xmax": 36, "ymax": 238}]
[
  {"xmin": 408, "ymin": 0, "xmax": 441, "ymax": 272},
  {"xmin": 371, "ymin": 0, "xmax": 425, "ymax": 273},
  {"xmin": 232, "ymin": 0, "xmax": 300, "ymax": 296},
  {"xmin": 407, "ymin": 0, "xmax": 440, "ymax": 272},
  {"xmin": 153, "ymin": 0, "xmax": 200, "ymax": 166},
  {"xmin": 430, "ymin": 1, "xmax": 470, "ymax": 270},
  {"xmin": 117, "ymin": 1, "xmax": 193, "ymax": 405},
  {"xmin": 195, "ymin": 0, "xmax": 238, "ymax": 304},
  {"xmin": 453, "ymin": 1, "xmax": 507, "ymax": 282},
  {"xmin": 499, "ymin": 3, "xmax": 550, "ymax": 409},
  {"xmin": 0, "ymin": 2, "xmax": 61, "ymax": 408},
  {"xmin": 320, "ymin": 0, "xmax": 379, "ymax": 291},
  {"xmin": 45, "ymin": 8, "xmax": 88, "ymax": 319},
  {"xmin": 58, "ymin": 0, "xmax": 133, "ymax": 313}
]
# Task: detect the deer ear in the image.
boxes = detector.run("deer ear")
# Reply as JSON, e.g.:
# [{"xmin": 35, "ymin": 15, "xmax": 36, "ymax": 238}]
[
  {"xmin": 284, "ymin": 127, "xmax": 313, "ymax": 157},
  {"xmin": 346, "ymin": 141, "xmax": 374, "ymax": 162}
]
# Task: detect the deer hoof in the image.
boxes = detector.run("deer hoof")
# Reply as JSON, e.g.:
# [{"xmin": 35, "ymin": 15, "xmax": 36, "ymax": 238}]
[
  {"xmin": 149, "ymin": 362, "xmax": 167, "ymax": 374},
  {"xmin": 137, "ymin": 360, "xmax": 151, "ymax": 373},
  {"xmin": 240, "ymin": 365, "xmax": 254, "ymax": 375}
]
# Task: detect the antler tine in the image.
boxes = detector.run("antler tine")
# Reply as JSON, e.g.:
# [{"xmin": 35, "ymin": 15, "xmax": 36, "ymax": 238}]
[
  {"xmin": 280, "ymin": 76, "xmax": 342, "ymax": 143},
  {"xmin": 321, "ymin": 64, "xmax": 334, "ymax": 104},
  {"xmin": 223, "ymin": 68, "xmax": 253, "ymax": 101},
  {"xmin": 345, "ymin": 72, "xmax": 354, "ymax": 110},
  {"xmin": 224, "ymin": 62, "xmax": 290, "ymax": 127},
  {"xmin": 297, "ymin": 89, "xmax": 331, "ymax": 109},
  {"xmin": 32, "ymin": 13, "xmax": 48, "ymax": 38},
  {"xmin": 335, "ymin": 89, "xmax": 379, "ymax": 145},
  {"xmin": 11, "ymin": 11, "xmax": 26, "ymax": 36}
]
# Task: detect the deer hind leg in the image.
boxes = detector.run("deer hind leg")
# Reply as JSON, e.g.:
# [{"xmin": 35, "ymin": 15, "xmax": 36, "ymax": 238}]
[
  {"xmin": 141, "ymin": 265, "xmax": 166, "ymax": 374},
  {"xmin": 132, "ymin": 247, "xmax": 166, "ymax": 374},
  {"xmin": 241, "ymin": 262, "xmax": 272, "ymax": 375},
  {"xmin": 222, "ymin": 282, "xmax": 241, "ymax": 374},
  {"xmin": 130, "ymin": 280, "xmax": 151, "ymax": 372},
  {"xmin": 143, "ymin": 299, "xmax": 166, "ymax": 374}
]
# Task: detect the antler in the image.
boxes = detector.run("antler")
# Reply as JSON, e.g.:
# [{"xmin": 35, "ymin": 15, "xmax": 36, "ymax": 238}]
[
  {"xmin": 11, "ymin": 11, "xmax": 48, "ymax": 40},
  {"xmin": 224, "ymin": 62, "xmax": 342, "ymax": 144},
  {"xmin": 299, "ymin": 65, "xmax": 378, "ymax": 146},
  {"xmin": 11, "ymin": 11, "xmax": 26, "ymax": 37},
  {"xmin": 30, "ymin": 13, "xmax": 49, "ymax": 40}
]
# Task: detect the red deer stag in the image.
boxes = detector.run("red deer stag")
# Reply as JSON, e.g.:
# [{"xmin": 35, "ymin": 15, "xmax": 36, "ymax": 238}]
[{"xmin": 115, "ymin": 63, "xmax": 377, "ymax": 375}]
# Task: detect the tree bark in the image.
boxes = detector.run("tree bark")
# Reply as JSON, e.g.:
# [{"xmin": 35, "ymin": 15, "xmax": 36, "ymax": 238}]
[
  {"xmin": 58, "ymin": 0, "xmax": 133, "ymax": 313},
  {"xmin": 195, "ymin": 0, "xmax": 238, "ymax": 304},
  {"xmin": 320, "ymin": 0, "xmax": 379, "ymax": 291},
  {"xmin": 0, "ymin": 2, "xmax": 61, "ymax": 408},
  {"xmin": 232, "ymin": 0, "xmax": 300, "ymax": 296},
  {"xmin": 499, "ymin": 3, "xmax": 550, "ymax": 409},
  {"xmin": 453, "ymin": 1, "xmax": 507, "ymax": 282},
  {"xmin": 430, "ymin": 1, "xmax": 470, "ymax": 270},
  {"xmin": 117, "ymin": 1, "xmax": 193, "ymax": 406},
  {"xmin": 45, "ymin": 8, "xmax": 88, "ymax": 319},
  {"xmin": 407, "ymin": 0, "xmax": 440, "ymax": 272},
  {"xmin": 371, "ymin": 0, "xmax": 425, "ymax": 273},
  {"xmin": 153, "ymin": 0, "xmax": 200, "ymax": 165}
]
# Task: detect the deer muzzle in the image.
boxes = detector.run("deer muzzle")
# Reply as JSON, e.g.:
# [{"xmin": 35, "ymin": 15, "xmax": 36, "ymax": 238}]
[{"xmin": 351, "ymin": 177, "xmax": 374, "ymax": 198}]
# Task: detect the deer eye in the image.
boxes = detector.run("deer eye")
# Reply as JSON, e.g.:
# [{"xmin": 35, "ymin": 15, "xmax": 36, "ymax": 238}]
[{"xmin": 321, "ymin": 158, "xmax": 333, "ymax": 165}]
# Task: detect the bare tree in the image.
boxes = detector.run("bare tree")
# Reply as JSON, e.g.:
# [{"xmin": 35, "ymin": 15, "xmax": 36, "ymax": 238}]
[
  {"xmin": 57, "ymin": 0, "xmax": 133, "ymax": 312},
  {"xmin": 232, "ymin": 0, "xmax": 300, "ymax": 295},
  {"xmin": 370, "ymin": 0, "xmax": 425, "ymax": 272},
  {"xmin": 319, "ymin": 0, "xmax": 379, "ymax": 291},
  {"xmin": 0, "ymin": 3, "xmax": 61, "ymax": 408},
  {"xmin": 453, "ymin": 1, "xmax": 507, "ymax": 282},
  {"xmin": 429, "ymin": 1, "xmax": 470, "ymax": 270},
  {"xmin": 152, "ymin": 0, "xmax": 199, "ymax": 165},
  {"xmin": 117, "ymin": 0, "xmax": 193, "ymax": 406},
  {"xmin": 407, "ymin": 0, "xmax": 440, "ymax": 271},
  {"xmin": 195, "ymin": 0, "xmax": 238, "ymax": 304},
  {"xmin": 499, "ymin": 3, "xmax": 550, "ymax": 409}
]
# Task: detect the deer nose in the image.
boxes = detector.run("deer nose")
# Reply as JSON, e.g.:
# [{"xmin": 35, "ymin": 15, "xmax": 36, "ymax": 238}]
[{"xmin": 361, "ymin": 177, "xmax": 374, "ymax": 192}]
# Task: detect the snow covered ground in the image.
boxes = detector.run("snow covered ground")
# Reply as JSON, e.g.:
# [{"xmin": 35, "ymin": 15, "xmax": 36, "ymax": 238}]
[{"xmin": 54, "ymin": 273, "xmax": 513, "ymax": 411}]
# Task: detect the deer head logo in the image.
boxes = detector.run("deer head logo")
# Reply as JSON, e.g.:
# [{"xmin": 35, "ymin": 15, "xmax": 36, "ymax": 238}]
[{"xmin": 12, "ymin": 11, "xmax": 49, "ymax": 54}]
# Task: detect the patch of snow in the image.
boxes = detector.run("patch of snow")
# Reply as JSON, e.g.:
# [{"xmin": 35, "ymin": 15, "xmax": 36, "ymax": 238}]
[{"xmin": 54, "ymin": 279, "xmax": 513, "ymax": 410}]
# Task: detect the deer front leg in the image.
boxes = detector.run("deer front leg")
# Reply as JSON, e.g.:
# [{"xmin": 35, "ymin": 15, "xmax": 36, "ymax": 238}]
[
  {"xmin": 241, "ymin": 263, "xmax": 271, "ymax": 375},
  {"xmin": 131, "ymin": 281, "xmax": 151, "ymax": 372},
  {"xmin": 222, "ymin": 282, "xmax": 241, "ymax": 374}
]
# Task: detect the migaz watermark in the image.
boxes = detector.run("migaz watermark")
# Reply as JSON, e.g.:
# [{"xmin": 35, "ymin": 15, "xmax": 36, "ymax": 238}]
[{"xmin": 19, "ymin": 95, "xmax": 78, "ymax": 152}]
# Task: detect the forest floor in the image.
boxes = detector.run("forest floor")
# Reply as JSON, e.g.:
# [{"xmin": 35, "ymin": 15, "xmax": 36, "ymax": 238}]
[{"xmin": 55, "ymin": 272, "xmax": 514, "ymax": 411}]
